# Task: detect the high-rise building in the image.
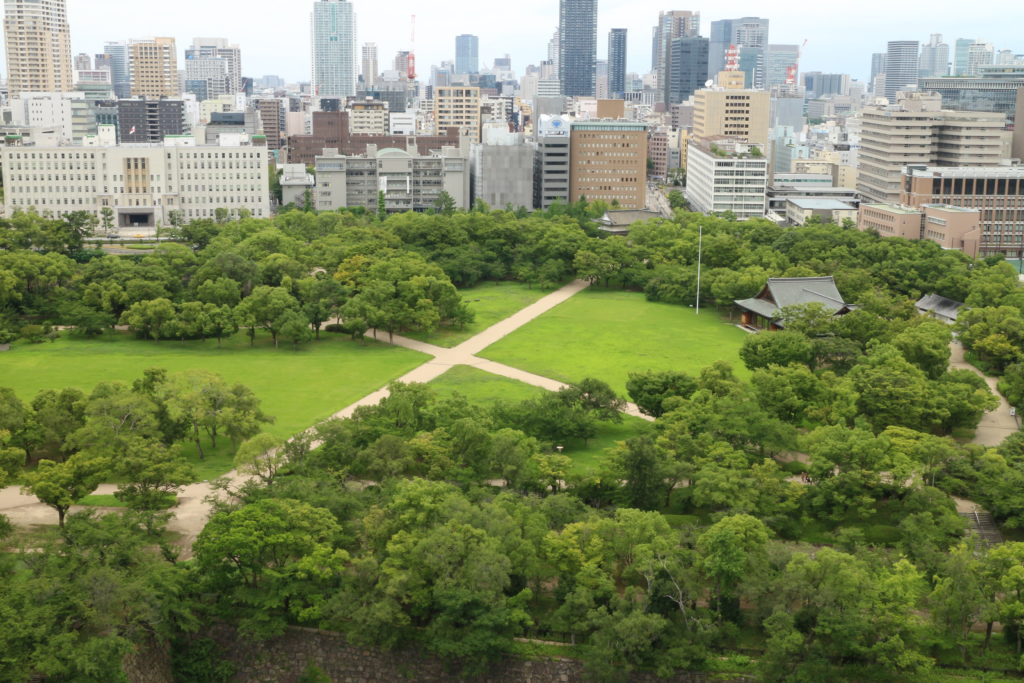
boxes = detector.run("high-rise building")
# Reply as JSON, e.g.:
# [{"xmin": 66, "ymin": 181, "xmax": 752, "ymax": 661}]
[
  {"xmin": 117, "ymin": 98, "xmax": 186, "ymax": 142},
  {"xmin": 361, "ymin": 43, "xmax": 378, "ymax": 88},
  {"xmin": 693, "ymin": 88, "xmax": 770, "ymax": 145},
  {"xmin": 3, "ymin": 0, "xmax": 74, "ymax": 97},
  {"xmin": 953, "ymin": 38, "xmax": 977, "ymax": 76},
  {"xmin": 456, "ymin": 34, "xmax": 479, "ymax": 75},
  {"xmin": 433, "ymin": 86, "xmax": 481, "ymax": 142},
  {"xmin": 254, "ymin": 98, "xmax": 285, "ymax": 150},
  {"xmin": 651, "ymin": 11, "xmax": 700, "ymax": 90},
  {"xmin": 74, "ymin": 53, "xmax": 91, "ymax": 71},
  {"xmin": 534, "ymin": 115, "xmax": 571, "ymax": 209},
  {"xmin": 919, "ymin": 34, "xmax": 949, "ymax": 78},
  {"xmin": 548, "ymin": 29, "xmax": 560, "ymax": 72},
  {"xmin": 94, "ymin": 53, "xmax": 112, "ymax": 73},
  {"xmin": 685, "ymin": 138, "xmax": 769, "ymax": 219},
  {"xmin": 184, "ymin": 38, "xmax": 242, "ymax": 99},
  {"xmin": 870, "ymin": 53, "xmax": 887, "ymax": 82},
  {"xmin": 803, "ymin": 72, "xmax": 850, "ymax": 98},
  {"xmin": 857, "ymin": 92, "xmax": 1010, "ymax": 203},
  {"xmin": 883, "ymin": 40, "xmax": 920, "ymax": 102},
  {"xmin": 103, "ymin": 42, "xmax": 132, "ymax": 98},
  {"xmin": 709, "ymin": 17, "xmax": 769, "ymax": 87},
  {"xmin": 766, "ymin": 44, "xmax": 800, "ymax": 88},
  {"xmin": 666, "ymin": 36, "xmax": 708, "ymax": 105},
  {"xmin": 128, "ymin": 38, "xmax": 179, "ymax": 97},
  {"xmin": 608, "ymin": 29, "xmax": 627, "ymax": 98},
  {"xmin": 559, "ymin": 0, "xmax": 598, "ymax": 97},
  {"xmin": 569, "ymin": 120, "xmax": 647, "ymax": 209},
  {"xmin": 966, "ymin": 42, "xmax": 995, "ymax": 76},
  {"xmin": 311, "ymin": 0, "xmax": 357, "ymax": 99}
]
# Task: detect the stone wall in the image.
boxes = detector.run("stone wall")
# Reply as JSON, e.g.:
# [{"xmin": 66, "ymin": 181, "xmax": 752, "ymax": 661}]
[{"xmin": 198, "ymin": 624, "xmax": 753, "ymax": 683}]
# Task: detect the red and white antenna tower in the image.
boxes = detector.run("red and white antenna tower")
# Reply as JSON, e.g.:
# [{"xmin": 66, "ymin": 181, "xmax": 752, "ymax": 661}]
[
  {"xmin": 725, "ymin": 44, "xmax": 740, "ymax": 71},
  {"xmin": 408, "ymin": 15, "xmax": 417, "ymax": 80}
]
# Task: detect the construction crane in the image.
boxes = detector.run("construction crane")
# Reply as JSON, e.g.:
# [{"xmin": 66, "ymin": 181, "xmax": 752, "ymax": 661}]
[{"xmin": 408, "ymin": 15, "xmax": 417, "ymax": 81}]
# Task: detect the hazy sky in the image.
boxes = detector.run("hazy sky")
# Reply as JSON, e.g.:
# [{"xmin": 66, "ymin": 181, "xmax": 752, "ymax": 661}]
[{"xmin": 36, "ymin": 0, "xmax": 1023, "ymax": 83}]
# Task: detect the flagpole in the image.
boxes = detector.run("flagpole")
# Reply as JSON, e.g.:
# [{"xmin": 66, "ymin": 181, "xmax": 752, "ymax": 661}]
[{"xmin": 695, "ymin": 224, "xmax": 703, "ymax": 315}]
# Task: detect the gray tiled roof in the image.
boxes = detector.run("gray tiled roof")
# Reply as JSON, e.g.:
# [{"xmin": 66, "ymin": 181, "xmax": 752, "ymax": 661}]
[
  {"xmin": 735, "ymin": 276, "xmax": 849, "ymax": 324},
  {"xmin": 916, "ymin": 293, "xmax": 965, "ymax": 321}
]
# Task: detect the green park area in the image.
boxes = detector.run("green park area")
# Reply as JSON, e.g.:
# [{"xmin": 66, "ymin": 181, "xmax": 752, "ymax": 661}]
[
  {"xmin": 404, "ymin": 280, "xmax": 555, "ymax": 348},
  {"xmin": 478, "ymin": 288, "xmax": 750, "ymax": 395},
  {"xmin": 429, "ymin": 365, "xmax": 649, "ymax": 475},
  {"xmin": 0, "ymin": 331, "xmax": 428, "ymax": 479}
]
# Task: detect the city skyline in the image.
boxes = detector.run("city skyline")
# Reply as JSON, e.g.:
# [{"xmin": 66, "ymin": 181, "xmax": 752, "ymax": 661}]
[{"xmin": 4, "ymin": 0, "xmax": 1014, "ymax": 85}]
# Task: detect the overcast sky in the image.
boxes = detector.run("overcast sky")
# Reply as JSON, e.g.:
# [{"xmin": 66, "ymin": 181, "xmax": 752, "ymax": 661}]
[{"xmin": 40, "ymin": 0, "xmax": 1022, "ymax": 83}]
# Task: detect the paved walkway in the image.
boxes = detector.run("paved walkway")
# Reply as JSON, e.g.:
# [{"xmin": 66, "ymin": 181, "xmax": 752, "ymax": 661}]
[
  {"xmin": 4, "ymin": 279, "xmax": 659, "ymax": 554},
  {"xmin": 950, "ymin": 340, "xmax": 1020, "ymax": 447}
]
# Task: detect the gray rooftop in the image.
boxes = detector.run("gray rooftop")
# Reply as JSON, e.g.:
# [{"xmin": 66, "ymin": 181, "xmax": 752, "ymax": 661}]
[
  {"xmin": 735, "ymin": 276, "xmax": 850, "ymax": 326},
  {"xmin": 916, "ymin": 293, "xmax": 966, "ymax": 321},
  {"xmin": 786, "ymin": 198, "xmax": 857, "ymax": 210}
]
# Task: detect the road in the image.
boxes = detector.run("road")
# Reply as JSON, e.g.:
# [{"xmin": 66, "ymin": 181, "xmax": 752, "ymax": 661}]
[{"xmin": 647, "ymin": 183, "xmax": 674, "ymax": 218}]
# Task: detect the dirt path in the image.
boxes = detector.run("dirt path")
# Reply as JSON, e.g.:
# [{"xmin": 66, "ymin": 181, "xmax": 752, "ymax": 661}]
[{"xmin": 949, "ymin": 340, "xmax": 1019, "ymax": 447}]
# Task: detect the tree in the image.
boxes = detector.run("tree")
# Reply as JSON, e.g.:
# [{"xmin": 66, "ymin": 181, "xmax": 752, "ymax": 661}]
[
  {"xmin": 697, "ymin": 514, "xmax": 770, "ymax": 621},
  {"xmin": 27, "ymin": 387, "xmax": 87, "ymax": 460},
  {"xmin": 892, "ymin": 320, "xmax": 952, "ymax": 379},
  {"xmin": 204, "ymin": 303, "xmax": 239, "ymax": 345},
  {"xmin": 236, "ymin": 285, "xmax": 301, "ymax": 348},
  {"xmin": 667, "ymin": 189, "xmax": 687, "ymax": 209},
  {"xmin": 278, "ymin": 310, "xmax": 314, "ymax": 349},
  {"xmin": 21, "ymin": 452, "xmax": 109, "ymax": 526},
  {"xmin": 100, "ymin": 206, "xmax": 115, "ymax": 234},
  {"xmin": 739, "ymin": 330, "xmax": 814, "ymax": 370},
  {"xmin": 163, "ymin": 370, "xmax": 231, "ymax": 460},
  {"xmin": 626, "ymin": 370, "xmax": 697, "ymax": 418},
  {"xmin": 377, "ymin": 190, "xmax": 387, "ymax": 221},
  {"xmin": 194, "ymin": 498, "xmax": 346, "ymax": 638},
  {"xmin": 606, "ymin": 436, "xmax": 671, "ymax": 510},
  {"xmin": 195, "ymin": 277, "xmax": 242, "ymax": 307},
  {"xmin": 114, "ymin": 438, "xmax": 195, "ymax": 511},
  {"xmin": 119, "ymin": 297, "xmax": 177, "ymax": 341},
  {"xmin": 559, "ymin": 377, "xmax": 625, "ymax": 423},
  {"xmin": 234, "ymin": 433, "xmax": 287, "ymax": 485},
  {"xmin": 434, "ymin": 190, "xmax": 456, "ymax": 216}
]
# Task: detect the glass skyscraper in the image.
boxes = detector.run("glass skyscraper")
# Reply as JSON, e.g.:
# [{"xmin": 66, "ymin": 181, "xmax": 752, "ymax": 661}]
[
  {"xmin": 311, "ymin": 0, "xmax": 356, "ymax": 99},
  {"xmin": 608, "ymin": 28, "xmax": 627, "ymax": 98},
  {"xmin": 559, "ymin": 0, "xmax": 597, "ymax": 97},
  {"xmin": 455, "ymin": 34, "xmax": 479, "ymax": 75}
]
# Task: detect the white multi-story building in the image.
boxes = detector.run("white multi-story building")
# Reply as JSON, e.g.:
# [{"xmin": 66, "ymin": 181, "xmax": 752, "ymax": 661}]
[
  {"xmin": 314, "ymin": 144, "xmax": 469, "ymax": 213},
  {"xmin": 311, "ymin": 0, "xmax": 356, "ymax": 100},
  {"xmin": 685, "ymin": 138, "xmax": 769, "ymax": 219},
  {"xmin": 184, "ymin": 37, "xmax": 242, "ymax": 99},
  {"xmin": 1, "ymin": 128, "xmax": 270, "ymax": 226}
]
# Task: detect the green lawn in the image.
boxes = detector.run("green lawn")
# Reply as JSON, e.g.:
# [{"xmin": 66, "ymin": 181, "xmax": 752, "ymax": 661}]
[
  {"xmin": 1, "ymin": 331, "xmax": 429, "ymax": 478},
  {"xmin": 429, "ymin": 365, "xmax": 649, "ymax": 476},
  {"xmin": 478, "ymin": 288, "xmax": 750, "ymax": 395},
  {"xmin": 404, "ymin": 281, "xmax": 555, "ymax": 348}
]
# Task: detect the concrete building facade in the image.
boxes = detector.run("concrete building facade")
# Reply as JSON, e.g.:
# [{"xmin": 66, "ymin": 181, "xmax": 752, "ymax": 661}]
[
  {"xmin": 569, "ymin": 120, "xmax": 647, "ymax": 209},
  {"xmin": 314, "ymin": 145, "xmax": 469, "ymax": 213},
  {"xmin": 471, "ymin": 127, "xmax": 534, "ymax": 209},
  {"xmin": 129, "ymin": 38, "xmax": 179, "ymax": 98},
  {"xmin": 685, "ymin": 138, "xmax": 769, "ymax": 219},
  {"xmin": 433, "ymin": 86, "xmax": 481, "ymax": 142},
  {"xmin": 693, "ymin": 88, "xmax": 770, "ymax": 145},
  {"xmin": 900, "ymin": 164, "xmax": 1024, "ymax": 255},
  {"xmin": 856, "ymin": 93, "xmax": 1010, "ymax": 203},
  {"xmin": 2, "ymin": 132, "xmax": 270, "ymax": 224},
  {"xmin": 651, "ymin": 10, "xmax": 700, "ymax": 91},
  {"xmin": 884, "ymin": 40, "xmax": 920, "ymax": 102},
  {"xmin": 858, "ymin": 202, "xmax": 981, "ymax": 257},
  {"xmin": 534, "ymin": 115, "xmax": 571, "ymax": 209},
  {"xmin": 3, "ymin": 0, "xmax": 73, "ymax": 98},
  {"xmin": 559, "ymin": 0, "xmax": 598, "ymax": 97}
]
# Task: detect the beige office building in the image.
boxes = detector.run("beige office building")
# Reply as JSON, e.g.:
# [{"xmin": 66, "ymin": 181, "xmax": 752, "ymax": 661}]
[
  {"xmin": 129, "ymin": 37, "xmax": 179, "ymax": 97},
  {"xmin": 693, "ymin": 88, "xmax": 770, "ymax": 146},
  {"xmin": 348, "ymin": 99, "xmax": 389, "ymax": 135},
  {"xmin": 433, "ymin": 86, "xmax": 481, "ymax": 142},
  {"xmin": 858, "ymin": 203, "xmax": 981, "ymax": 258},
  {"xmin": 569, "ymin": 120, "xmax": 647, "ymax": 209},
  {"xmin": 856, "ymin": 92, "xmax": 1010, "ymax": 204},
  {"xmin": 3, "ymin": 0, "xmax": 74, "ymax": 97}
]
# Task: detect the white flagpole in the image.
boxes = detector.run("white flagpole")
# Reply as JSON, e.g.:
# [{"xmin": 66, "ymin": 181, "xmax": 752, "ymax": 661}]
[{"xmin": 695, "ymin": 224, "xmax": 703, "ymax": 315}]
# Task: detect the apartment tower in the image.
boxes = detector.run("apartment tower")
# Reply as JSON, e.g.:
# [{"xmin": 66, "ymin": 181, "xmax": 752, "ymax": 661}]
[
  {"xmin": 361, "ymin": 43, "xmax": 378, "ymax": 88},
  {"xmin": 433, "ymin": 86, "xmax": 482, "ymax": 143},
  {"xmin": 3, "ymin": 0, "xmax": 74, "ymax": 97},
  {"xmin": 312, "ymin": 0, "xmax": 357, "ymax": 99},
  {"xmin": 607, "ymin": 28, "xmax": 627, "ymax": 98},
  {"xmin": 129, "ymin": 38, "xmax": 179, "ymax": 97}
]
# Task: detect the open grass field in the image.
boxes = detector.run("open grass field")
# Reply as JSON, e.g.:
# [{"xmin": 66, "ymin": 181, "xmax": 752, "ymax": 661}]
[
  {"xmin": 478, "ymin": 288, "xmax": 750, "ymax": 395},
  {"xmin": 429, "ymin": 365, "xmax": 649, "ymax": 476},
  {"xmin": 0, "ymin": 331, "xmax": 429, "ymax": 478},
  {"xmin": 404, "ymin": 281, "xmax": 555, "ymax": 348}
]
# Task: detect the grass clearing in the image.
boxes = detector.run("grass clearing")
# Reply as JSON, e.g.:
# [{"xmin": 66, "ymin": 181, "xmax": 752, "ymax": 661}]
[
  {"xmin": 0, "ymin": 331, "xmax": 429, "ymax": 478},
  {"xmin": 478, "ymin": 288, "xmax": 749, "ymax": 396},
  {"xmin": 404, "ymin": 281, "xmax": 556, "ymax": 348},
  {"xmin": 429, "ymin": 365, "xmax": 649, "ymax": 476}
]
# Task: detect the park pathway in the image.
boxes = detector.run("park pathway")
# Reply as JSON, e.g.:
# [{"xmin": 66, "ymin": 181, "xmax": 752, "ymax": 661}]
[
  {"xmin": 949, "ymin": 340, "xmax": 1019, "ymax": 447},
  {"xmin": 3, "ymin": 278, "xmax": 658, "ymax": 554}
]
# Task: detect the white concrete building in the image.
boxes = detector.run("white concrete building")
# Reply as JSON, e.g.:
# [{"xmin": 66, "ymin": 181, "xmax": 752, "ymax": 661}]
[
  {"xmin": 314, "ymin": 144, "xmax": 469, "ymax": 213},
  {"xmin": 1, "ymin": 129, "xmax": 270, "ymax": 226},
  {"xmin": 470, "ymin": 125, "xmax": 535, "ymax": 209},
  {"xmin": 685, "ymin": 138, "xmax": 769, "ymax": 219}
]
